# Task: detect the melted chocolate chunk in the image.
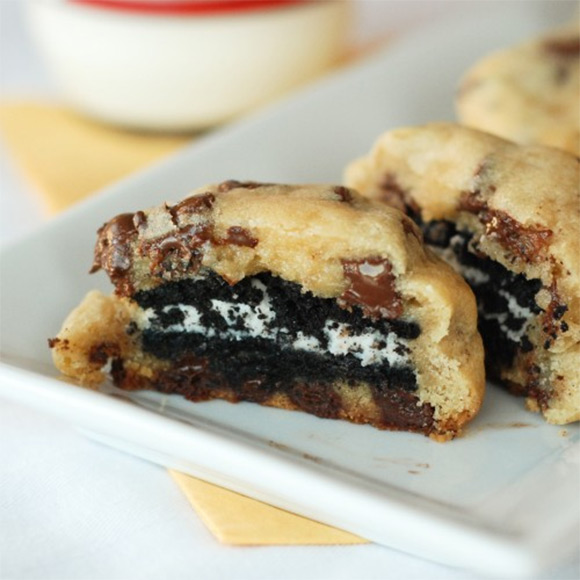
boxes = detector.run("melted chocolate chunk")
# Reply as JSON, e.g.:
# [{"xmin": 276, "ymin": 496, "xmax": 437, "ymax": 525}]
[
  {"xmin": 333, "ymin": 186, "xmax": 353, "ymax": 203},
  {"xmin": 169, "ymin": 193, "xmax": 215, "ymax": 224},
  {"xmin": 91, "ymin": 203, "xmax": 213, "ymax": 295},
  {"xmin": 544, "ymin": 36, "xmax": 580, "ymax": 57},
  {"xmin": 217, "ymin": 180, "xmax": 265, "ymax": 192},
  {"xmin": 459, "ymin": 192, "xmax": 552, "ymax": 263},
  {"xmin": 92, "ymin": 189, "xmax": 266, "ymax": 293},
  {"xmin": 339, "ymin": 258, "xmax": 403, "ymax": 319},
  {"xmin": 91, "ymin": 213, "xmax": 141, "ymax": 294},
  {"xmin": 286, "ymin": 381, "xmax": 343, "ymax": 419},
  {"xmin": 377, "ymin": 173, "xmax": 421, "ymax": 220},
  {"xmin": 48, "ymin": 337, "xmax": 68, "ymax": 349},
  {"xmin": 133, "ymin": 211, "xmax": 147, "ymax": 229},
  {"xmin": 372, "ymin": 387, "xmax": 434, "ymax": 431},
  {"xmin": 218, "ymin": 226, "xmax": 259, "ymax": 248},
  {"xmin": 400, "ymin": 217, "xmax": 422, "ymax": 241},
  {"xmin": 141, "ymin": 223, "xmax": 212, "ymax": 280}
]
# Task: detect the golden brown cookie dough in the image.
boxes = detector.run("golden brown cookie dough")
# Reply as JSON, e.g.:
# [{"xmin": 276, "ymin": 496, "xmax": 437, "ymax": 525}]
[
  {"xmin": 345, "ymin": 123, "xmax": 580, "ymax": 425},
  {"xmin": 456, "ymin": 23, "xmax": 580, "ymax": 155},
  {"xmin": 51, "ymin": 181, "xmax": 484, "ymax": 439}
]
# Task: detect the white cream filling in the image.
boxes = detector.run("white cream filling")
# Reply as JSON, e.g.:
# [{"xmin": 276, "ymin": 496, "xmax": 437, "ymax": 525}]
[
  {"xmin": 210, "ymin": 279, "xmax": 276, "ymax": 339},
  {"xmin": 497, "ymin": 289, "xmax": 535, "ymax": 321},
  {"xmin": 435, "ymin": 236, "xmax": 490, "ymax": 285},
  {"xmin": 323, "ymin": 322, "xmax": 406, "ymax": 366},
  {"xmin": 483, "ymin": 289, "xmax": 535, "ymax": 343},
  {"xmin": 460, "ymin": 265, "xmax": 491, "ymax": 286},
  {"xmin": 483, "ymin": 311, "xmax": 528, "ymax": 343},
  {"xmin": 142, "ymin": 304, "xmax": 205, "ymax": 334},
  {"xmin": 292, "ymin": 331, "xmax": 321, "ymax": 352},
  {"xmin": 140, "ymin": 279, "xmax": 412, "ymax": 368},
  {"xmin": 435, "ymin": 234, "xmax": 535, "ymax": 343}
]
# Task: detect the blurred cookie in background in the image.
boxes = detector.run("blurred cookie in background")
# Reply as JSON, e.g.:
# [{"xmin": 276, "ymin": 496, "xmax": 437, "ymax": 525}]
[{"xmin": 456, "ymin": 23, "xmax": 579, "ymax": 155}]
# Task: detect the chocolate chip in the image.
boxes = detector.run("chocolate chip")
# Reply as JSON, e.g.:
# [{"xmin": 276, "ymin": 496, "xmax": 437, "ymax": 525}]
[
  {"xmin": 91, "ymin": 213, "xmax": 141, "ymax": 294},
  {"xmin": 459, "ymin": 192, "xmax": 552, "ymax": 263},
  {"xmin": 544, "ymin": 36, "xmax": 580, "ymax": 57},
  {"xmin": 169, "ymin": 193, "xmax": 215, "ymax": 224},
  {"xmin": 338, "ymin": 258, "xmax": 403, "ymax": 319},
  {"xmin": 48, "ymin": 337, "xmax": 69, "ymax": 349},
  {"xmin": 378, "ymin": 173, "xmax": 420, "ymax": 218},
  {"xmin": 218, "ymin": 226, "xmax": 258, "ymax": 248},
  {"xmin": 88, "ymin": 341, "xmax": 121, "ymax": 365},
  {"xmin": 217, "ymin": 180, "xmax": 264, "ymax": 192},
  {"xmin": 332, "ymin": 186, "xmax": 353, "ymax": 203}
]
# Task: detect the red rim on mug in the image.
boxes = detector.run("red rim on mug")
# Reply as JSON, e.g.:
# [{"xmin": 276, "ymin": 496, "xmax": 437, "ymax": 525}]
[{"xmin": 68, "ymin": 0, "xmax": 309, "ymax": 15}]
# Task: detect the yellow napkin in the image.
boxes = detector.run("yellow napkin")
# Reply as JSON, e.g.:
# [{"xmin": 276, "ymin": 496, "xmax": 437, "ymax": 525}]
[
  {"xmin": 0, "ymin": 102, "xmax": 190, "ymax": 212},
  {"xmin": 0, "ymin": 101, "xmax": 367, "ymax": 546},
  {"xmin": 170, "ymin": 471, "xmax": 365, "ymax": 545}
]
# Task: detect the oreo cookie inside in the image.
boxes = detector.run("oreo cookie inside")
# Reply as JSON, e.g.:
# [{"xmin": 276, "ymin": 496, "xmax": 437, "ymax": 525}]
[
  {"xmin": 420, "ymin": 219, "xmax": 543, "ymax": 376},
  {"xmin": 130, "ymin": 272, "xmax": 427, "ymax": 428}
]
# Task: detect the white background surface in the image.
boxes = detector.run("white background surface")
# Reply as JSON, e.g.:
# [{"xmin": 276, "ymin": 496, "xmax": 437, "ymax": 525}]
[{"xmin": 1, "ymin": 2, "xmax": 579, "ymax": 579}]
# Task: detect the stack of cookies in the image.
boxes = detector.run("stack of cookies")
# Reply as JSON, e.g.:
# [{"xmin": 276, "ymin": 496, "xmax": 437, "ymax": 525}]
[{"xmin": 50, "ymin": 23, "xmax": 579, "ymax": 438}]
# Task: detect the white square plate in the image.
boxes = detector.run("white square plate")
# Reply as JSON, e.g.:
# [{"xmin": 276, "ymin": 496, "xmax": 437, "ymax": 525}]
[{"xmin": 1, "ymin": 2, "xmax": 578, "ymax": 577}]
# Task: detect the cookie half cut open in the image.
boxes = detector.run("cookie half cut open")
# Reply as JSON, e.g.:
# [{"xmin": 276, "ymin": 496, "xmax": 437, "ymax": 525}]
[
  {"xmin": 345, "ymin": 123, "xmax": 579, "ymax": 424},
  {"xmin": 50, "ymin": 181, "xmax": 484, "ymax": 439}
]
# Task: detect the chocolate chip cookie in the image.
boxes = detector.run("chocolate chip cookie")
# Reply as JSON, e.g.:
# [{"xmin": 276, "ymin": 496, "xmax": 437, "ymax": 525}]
[
  {"xmin": 346, "ymin": 123, "xmax": 579, "ymax": 424},
  {"xmin": 50, "ymin": 181, "xmax": 484, "ymax": 439}
]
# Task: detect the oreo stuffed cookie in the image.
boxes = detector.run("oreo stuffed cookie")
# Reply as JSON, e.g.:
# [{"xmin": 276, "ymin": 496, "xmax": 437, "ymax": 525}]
[
  {"xmin": 50, "ymin": 181, "xmax": 484, "ymax": 440},
  {"xmin": 456, "ymin": 23, "xmax": 580, "ymax": 155},
  {"xmin": 346, "ymin": 123, "xmax": 580, "ymax": 424}
]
